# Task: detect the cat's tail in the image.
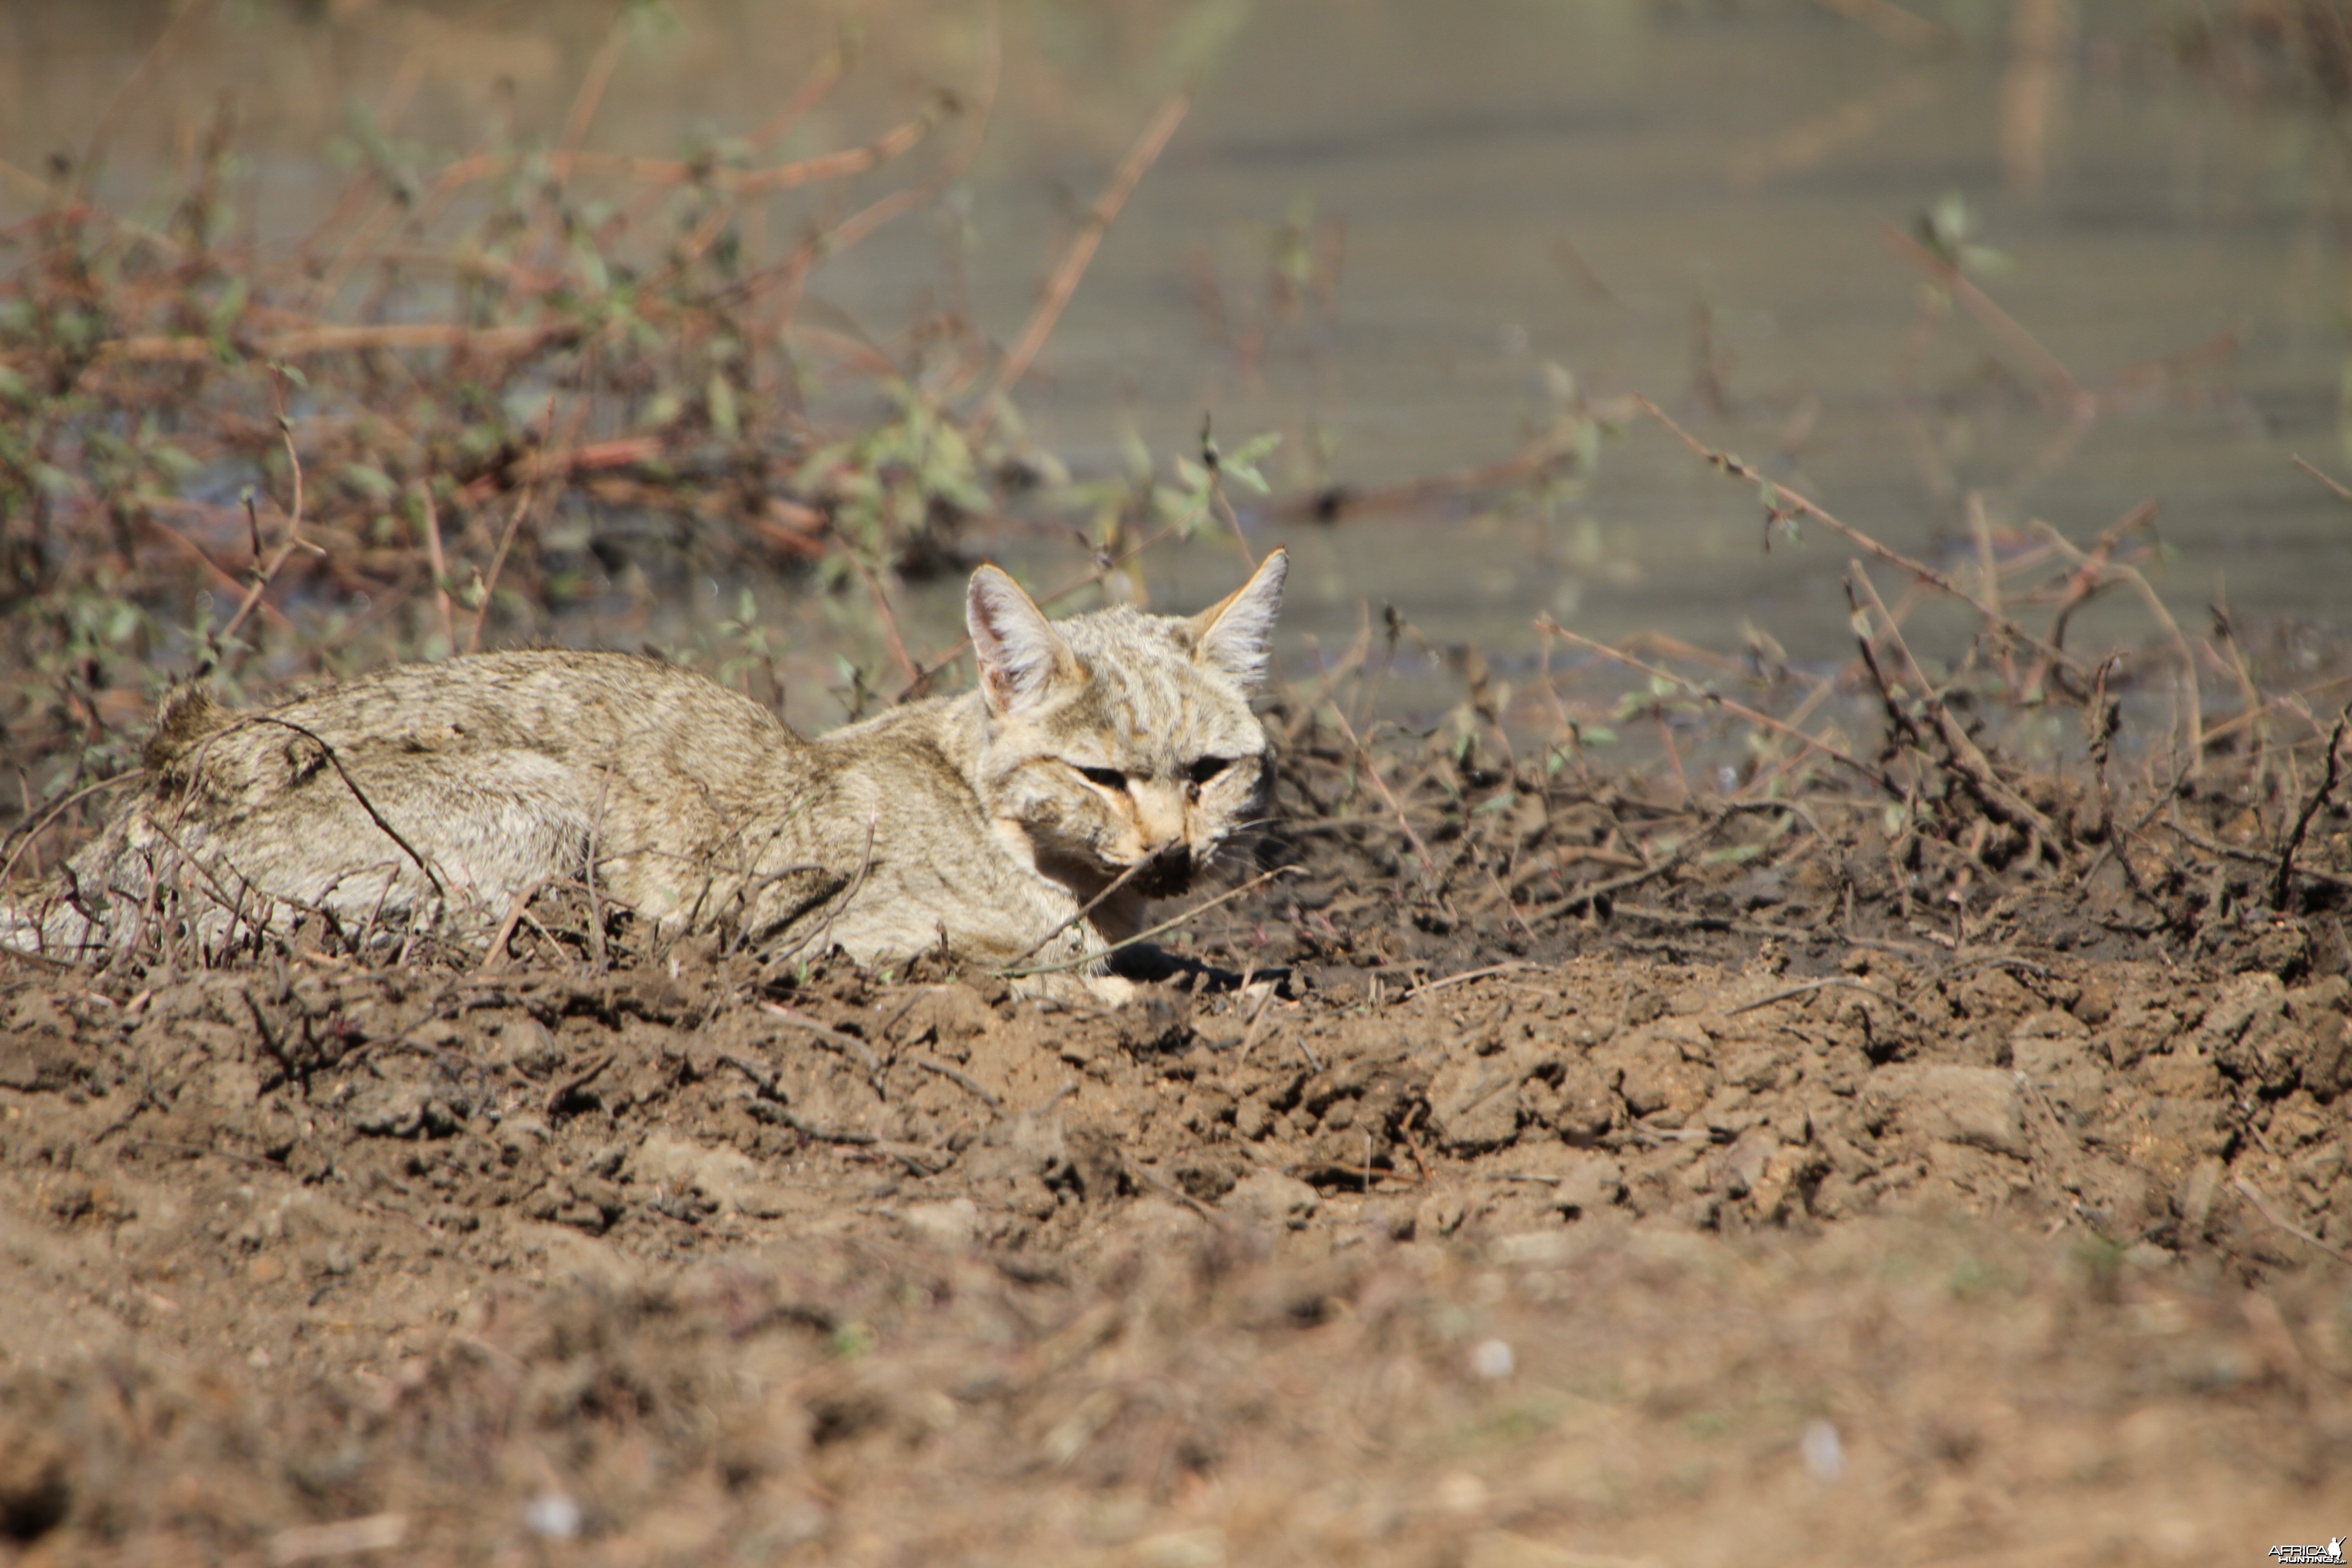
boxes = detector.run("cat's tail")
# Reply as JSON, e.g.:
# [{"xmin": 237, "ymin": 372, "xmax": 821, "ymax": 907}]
[
  {"xmin": 1, "ymin": 832, "xmax": 279, "ymax": 966},
  {"xmin": 0, "ymin": 806, "xmax": 130, "ymax": 965},
  {"xmin": 1, "ymin": 685, "xmax": 240, "ymax": 966},
  {"xmin": 0, "ymin": 882, "xmax": 116, "ymax": 965},
  {"xmin": 0, "ymin": 809, "xmax": 157, "ymax": 962}
]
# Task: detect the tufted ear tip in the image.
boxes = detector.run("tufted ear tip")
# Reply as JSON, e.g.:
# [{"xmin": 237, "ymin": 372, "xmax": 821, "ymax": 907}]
[
  {"xmin": 966, "ymin": 563, "xmax": 1073, "ymax": 715},
  {"xmin": 1188, "ymin": 548, "xmax": 1287, "ymax": 693}
]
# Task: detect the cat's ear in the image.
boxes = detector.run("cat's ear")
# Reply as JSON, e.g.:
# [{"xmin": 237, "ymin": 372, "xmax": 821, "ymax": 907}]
[
  {"xmin": 968, "ymin": 564, "xmax": 1075, "ymax": 716},
  {"xmin": 1187, "ymin": 547, "xmax": 1287, "ymax": 692}
]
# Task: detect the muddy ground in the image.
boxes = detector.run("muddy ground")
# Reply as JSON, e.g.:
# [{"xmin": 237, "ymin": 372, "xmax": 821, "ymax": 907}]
[{"xmin": 6, "ymin": 723, "xmax": 2352, "ymax": 1566}]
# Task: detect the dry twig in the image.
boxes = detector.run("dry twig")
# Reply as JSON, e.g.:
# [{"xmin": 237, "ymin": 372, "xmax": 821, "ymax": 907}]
[
  {"xmin": 2273, "ymin": 699, "xmax": 2352, "ymax": 912},
  {"xmin": 978, "ymin": 88, "xmax": 1192, "ymax": 422}
]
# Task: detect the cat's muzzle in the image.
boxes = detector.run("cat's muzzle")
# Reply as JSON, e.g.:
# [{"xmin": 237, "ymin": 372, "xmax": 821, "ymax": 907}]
[{"xmin": 1130, "ymin": 843, "xmax": 1196, "ymax": 898}]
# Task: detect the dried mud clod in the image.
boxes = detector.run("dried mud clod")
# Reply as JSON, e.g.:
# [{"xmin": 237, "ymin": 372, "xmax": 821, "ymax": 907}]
[
  {"xmin": 9, "ymin": 939, "xmax": 2345, "ymax": 1256},
  {"xmin": 5, "ymin": 936, "xmax": 2352, "ymax": 1562}
]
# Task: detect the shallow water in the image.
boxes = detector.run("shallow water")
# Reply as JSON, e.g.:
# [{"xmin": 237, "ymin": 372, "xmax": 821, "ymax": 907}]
[{"xmin": 7, "ymin": 0, "xmax": 2347, "ymax": 698}]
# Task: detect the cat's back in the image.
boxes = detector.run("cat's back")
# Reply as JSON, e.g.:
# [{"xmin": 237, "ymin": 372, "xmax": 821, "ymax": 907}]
[{"xmin": 163, "ymin": 649, "xmax": 799, "ymax": 769}]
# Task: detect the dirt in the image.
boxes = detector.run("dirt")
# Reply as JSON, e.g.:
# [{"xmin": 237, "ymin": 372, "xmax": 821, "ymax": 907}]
[
  {"xmin": 9, "ymin": 667, "xmax": 2352, "ymax": 1566},
  {"xmin": 5, "ymin": 838, "xmax": 2352, "ymax": 1566}
]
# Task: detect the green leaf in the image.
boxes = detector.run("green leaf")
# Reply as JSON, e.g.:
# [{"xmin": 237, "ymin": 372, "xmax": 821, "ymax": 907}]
[
  {"xmin": 1573, "ymin": 417, "xmax": 1602, "ymax": 473},
  {"xmin": 1223, "ymin": 458, "xmax": 1271, "ymax": 495},
  {"xmin": 1168, "ymin": 0, "xmax": 1253, "ymax": 79},
  {"xmin": 207, "ymin": 278, "xmax": 249, "ymax": 338},
  {"xmin": 1227, "ymin": 431, "xmax": 1281, "ymax": 468},
  {"xmin": 342, "ymin": 463, "xmax": 399, "ymax": 503},
  {"xmin": 1118, "ymin": 426, "xmax": 1154, "ymax": 485},
  {"xmin": 574, "ymin": 241, "xmax": 610, "ymax": 296},
  {"xmin": 1960, "ymin": 243, "xmax": 2011, "ymax": 276},
  {"xmin": 146, "ymin": 442, "xmax": 199, "ymax": 480},
  {"xmin": 641, "ymin": 389, "xmax": 684, "ymax": 431},
  {"xmin": 707, "ymin": 371, "xmax": 739, "ymax": 439},
  {"xmin": 1925, "ymin": 190, "xmax": 1973, "ymax": 255}
]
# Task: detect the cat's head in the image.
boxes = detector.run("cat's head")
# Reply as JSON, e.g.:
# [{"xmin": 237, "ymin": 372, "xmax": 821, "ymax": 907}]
[{"xmin": 967, "ymin": 549, "xmax": 1288, "ymax": 904}]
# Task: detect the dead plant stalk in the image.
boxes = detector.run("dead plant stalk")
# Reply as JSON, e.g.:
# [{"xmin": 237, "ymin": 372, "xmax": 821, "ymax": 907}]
[
  {"xmin": 1000, "ymin": 866, "xmax": 1298, "ymax": 980},
  {"xmin": 218, "ymin": 381, "xmax": 323, "ymax": 648},
  {"xmin": 1636, "ymin": 397, "xmax": 2087, "ymax": 684},
  {"xmin": 976, "ymin": 88, "xmax": 1191, "ymax": 427},
  {"xmin": 1534, "ymin": 616, "xmax": 1895, "ymax": 796},
  {"xmin": 2273, "ymin": 698, "xmax": 2352, "ymax": 912}
]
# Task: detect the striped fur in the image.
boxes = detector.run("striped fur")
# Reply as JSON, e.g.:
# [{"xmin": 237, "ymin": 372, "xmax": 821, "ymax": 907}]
[{"xmin": 6, "ymin": 551, "xmax": 1288, "ymax": 999}]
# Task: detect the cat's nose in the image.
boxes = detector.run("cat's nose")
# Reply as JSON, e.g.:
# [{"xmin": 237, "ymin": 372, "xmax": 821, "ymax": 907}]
[{"xmin": 1142, "ymin": 841, "xmax": 1193, "ymax": 887}]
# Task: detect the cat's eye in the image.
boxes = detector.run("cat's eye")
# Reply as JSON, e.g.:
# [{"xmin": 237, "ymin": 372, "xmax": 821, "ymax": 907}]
[
  {"xmin": 1188, "ymin": 756, "xmax": 1234, "ymax": 785},
  {"xmin": 1076, "ymin": 764, "xmax": 1127, "ymax": 791}
]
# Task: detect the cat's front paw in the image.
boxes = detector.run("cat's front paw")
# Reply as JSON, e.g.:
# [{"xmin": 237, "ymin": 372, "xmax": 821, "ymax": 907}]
[
  {"xmin": 1083, "ymin": 972, "xmax": 1142, "ymax": 1008},
  {"xmin": 1008, "ymin": 970, "xmax": 1142, "ymax": 1009}
]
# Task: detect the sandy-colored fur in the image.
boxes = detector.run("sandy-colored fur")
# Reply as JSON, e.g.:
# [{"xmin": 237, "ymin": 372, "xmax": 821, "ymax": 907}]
[{"xmin": 6, "ymin": 552, "xmax": 1288, "ymax": 992}]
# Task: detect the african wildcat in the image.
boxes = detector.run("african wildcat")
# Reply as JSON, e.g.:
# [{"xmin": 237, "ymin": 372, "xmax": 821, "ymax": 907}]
[{"xmin": 5, "ymin": 550, "xmax": 1288, "ymax": 994}]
